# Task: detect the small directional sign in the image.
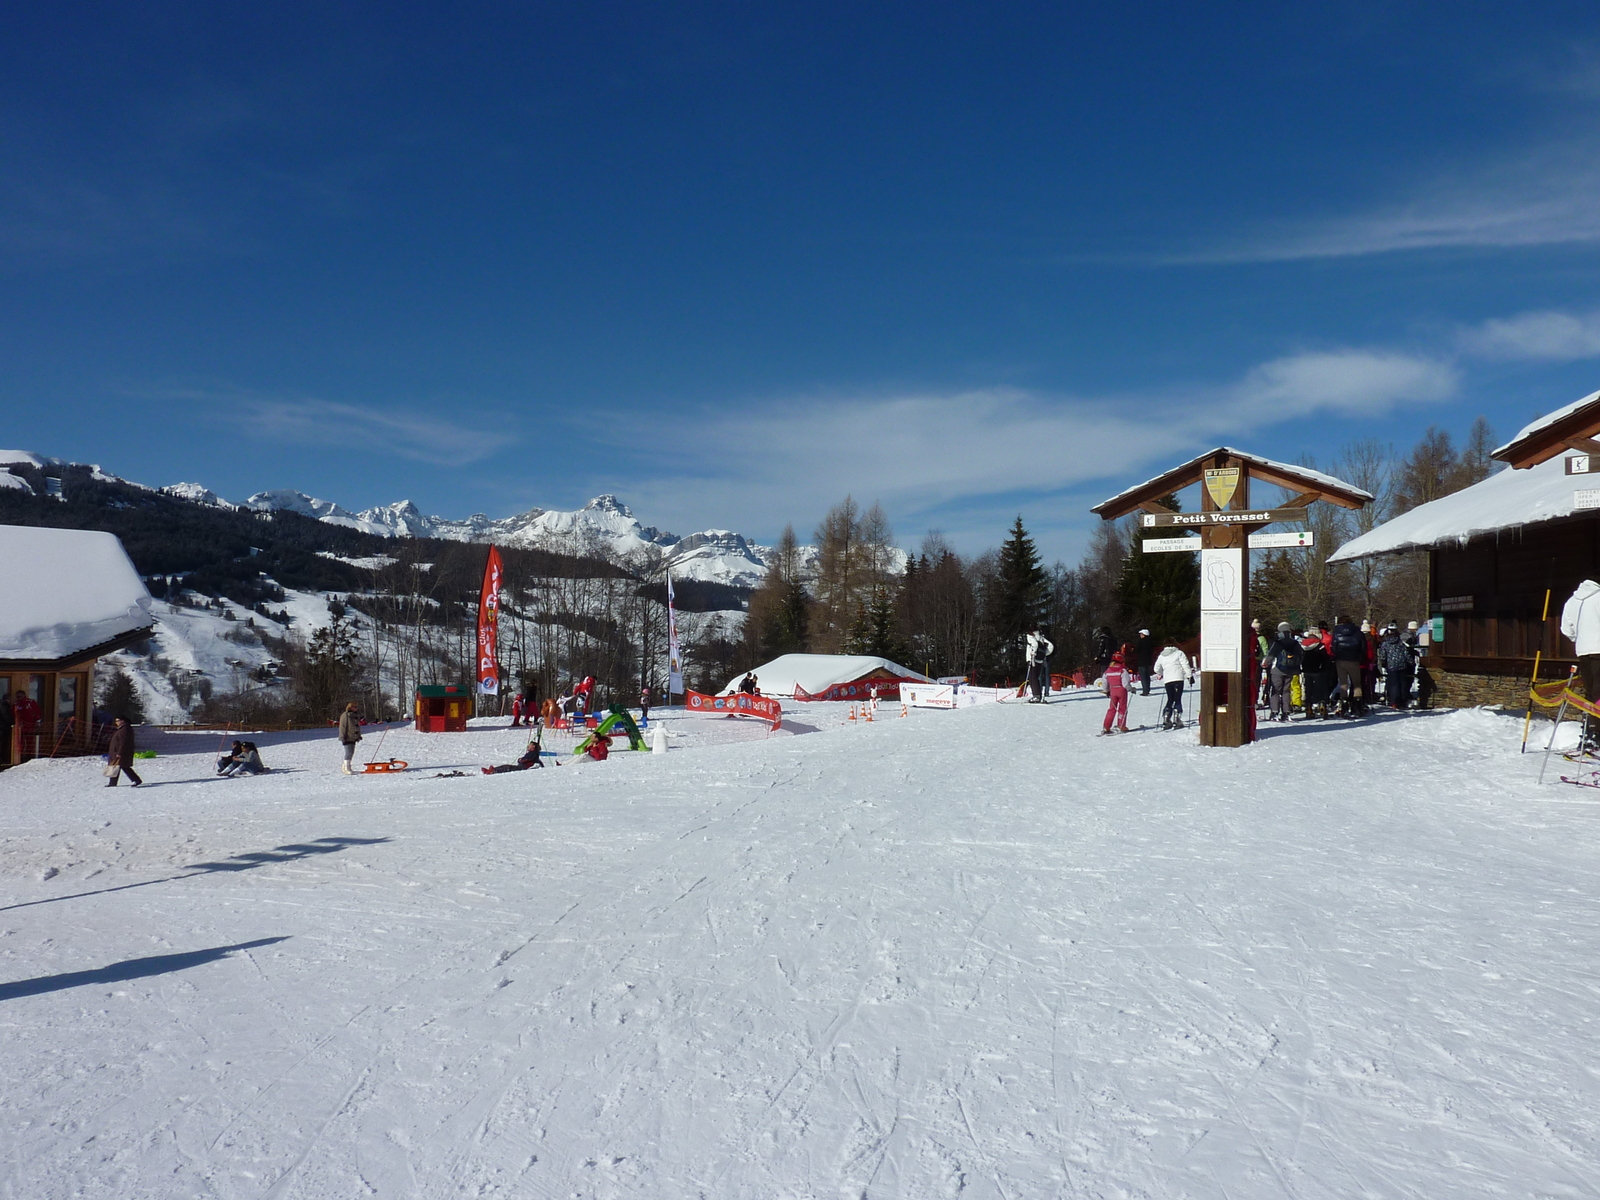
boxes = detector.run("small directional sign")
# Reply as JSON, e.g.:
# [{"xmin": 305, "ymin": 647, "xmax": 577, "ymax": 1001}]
[
  {"xmin": 1248, "ymin": 530, "xmax": 1315, "ymax": 549},
  {"xmin": 1143, "ymin": 530, "xmax": 1316, "ymax": 551},
  {"xmin": 1567, "ymin": 455, "xmax": 1594, "ymax": 475},
  {"xmin": 1141, "ymin": 536, "xmax": 1203, "ymax": 553}
]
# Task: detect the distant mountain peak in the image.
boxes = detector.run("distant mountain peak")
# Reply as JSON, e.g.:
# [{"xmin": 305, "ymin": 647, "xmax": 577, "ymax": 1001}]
[{"xmin": 584, "ymin": 493, "xmax": 632, "ymax": 516}]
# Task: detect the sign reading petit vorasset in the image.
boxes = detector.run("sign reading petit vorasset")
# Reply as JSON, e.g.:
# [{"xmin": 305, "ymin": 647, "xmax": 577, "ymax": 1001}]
[{"xmin": 1140, "ymin": 508, "xmax": 1310, "ymax": 528}]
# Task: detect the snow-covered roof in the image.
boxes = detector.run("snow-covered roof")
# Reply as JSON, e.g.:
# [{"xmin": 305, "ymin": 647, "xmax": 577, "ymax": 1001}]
[
  {"xmin": 0, "ymin": 526, "xmax": 154, "ymax": 662},
  {"xmin": 1329, "ymin": 455, "xmax": 1585, "ymax": 561},
  {"xmin": 1093, "ymin": 446, "xmax": 1373, "ymax": 518},
  {"xmin": 1494, "ymin": 388, "xmax": 1600, "ymax": 460},
  {"xmin": 721, "ymin": 654, "xmax": 930, "ymax": 697}
]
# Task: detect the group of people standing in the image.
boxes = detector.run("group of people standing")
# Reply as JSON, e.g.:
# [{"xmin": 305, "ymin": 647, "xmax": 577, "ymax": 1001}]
[
  {"xmin": 1088, "ymin": 615, "xmax": 1426, "ymax": 733},
  {"xmin": 1258, "ymin": 617, "xmax": 1424, "ymax": 721}
]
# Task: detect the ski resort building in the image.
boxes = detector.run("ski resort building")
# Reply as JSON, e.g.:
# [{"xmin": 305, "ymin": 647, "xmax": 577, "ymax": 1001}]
[
  {"xmin": 1331, "ymin": 388, "xmax": 1600, "ymax": 708},
  {"xmin": 722, "ymin": 654, "xmax": 931, "ymax": 701},
  {"xmin": 0, "ymin": 525, "xmax": 154, "ymax": 763}
]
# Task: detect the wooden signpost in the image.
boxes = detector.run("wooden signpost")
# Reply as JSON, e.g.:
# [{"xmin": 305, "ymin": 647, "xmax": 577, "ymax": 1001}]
[{"xmin": 1091, "ymin": 448, "xmax": 1371, "ymax": 747}]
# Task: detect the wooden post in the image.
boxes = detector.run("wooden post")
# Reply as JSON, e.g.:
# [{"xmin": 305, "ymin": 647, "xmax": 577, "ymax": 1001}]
[{"xmin": 1199, "ymin": 453, "xmax": 1253, "ymax": 748}]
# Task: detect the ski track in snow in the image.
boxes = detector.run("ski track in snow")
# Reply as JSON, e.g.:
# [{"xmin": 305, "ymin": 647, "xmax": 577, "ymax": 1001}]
[{"xmin": 0, "ymin": 697, "xmax": 1597, "ymax": 1197}]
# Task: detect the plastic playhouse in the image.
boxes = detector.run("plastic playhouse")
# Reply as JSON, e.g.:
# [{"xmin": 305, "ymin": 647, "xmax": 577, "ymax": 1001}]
[{"xmin": 414, "ymin": 684, "xmax": 471, "ymax": 732}]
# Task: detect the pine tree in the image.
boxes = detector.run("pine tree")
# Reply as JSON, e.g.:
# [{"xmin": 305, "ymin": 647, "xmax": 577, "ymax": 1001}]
[
  {"xmin": 989, "ymin": 517, "xmax": 1048, "ymax": 680},
  {"xmin": 1115, "ymin": 494, "xmax": 1199, "ymax": 642}
]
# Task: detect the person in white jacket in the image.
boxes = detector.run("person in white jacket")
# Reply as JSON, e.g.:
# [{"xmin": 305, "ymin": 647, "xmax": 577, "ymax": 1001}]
[
  {"xmin": 1152, "ymin": 639, "xmax": 1194, "ymax": 730},
  {"xmin": 1561, "ymin": 580, "xmax": 1600, "ymax": 742},
  {"xmin": 1024, "ymin": 629, "xmax": 1054, "ymax": 704}
]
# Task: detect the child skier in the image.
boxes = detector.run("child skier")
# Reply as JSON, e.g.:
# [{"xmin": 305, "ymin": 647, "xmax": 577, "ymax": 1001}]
[{"xmin": 1101, "ymin": 651, "xmax": 1132, "ymax": 735}]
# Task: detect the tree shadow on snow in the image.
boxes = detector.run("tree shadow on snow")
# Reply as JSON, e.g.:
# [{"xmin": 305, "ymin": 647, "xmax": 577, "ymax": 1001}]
[
  {"xmin": 0, "ymin": 837, "xmax": 391, "ymax": 913},
  {"xmin": 0, "ymin": 937, "xmax": 289, "ymax": 1002}
]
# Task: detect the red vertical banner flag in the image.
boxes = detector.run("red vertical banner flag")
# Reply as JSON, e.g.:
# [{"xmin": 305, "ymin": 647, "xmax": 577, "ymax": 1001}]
[{"xmin": 476, "ymin": 545, "xmax": 504, "ymax": 695}]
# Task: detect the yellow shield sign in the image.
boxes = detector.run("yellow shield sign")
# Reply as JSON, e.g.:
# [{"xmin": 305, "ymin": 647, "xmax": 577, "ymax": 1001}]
[{"xmin": 1204, "ymin": 467, "xmax": 1240, "ymax": 511}]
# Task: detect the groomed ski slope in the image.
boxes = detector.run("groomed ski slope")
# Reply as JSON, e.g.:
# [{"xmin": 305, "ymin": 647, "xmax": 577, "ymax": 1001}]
[{"xmin": 1, "ymin": 695, "xmax": 1597, "ymax": 1198}]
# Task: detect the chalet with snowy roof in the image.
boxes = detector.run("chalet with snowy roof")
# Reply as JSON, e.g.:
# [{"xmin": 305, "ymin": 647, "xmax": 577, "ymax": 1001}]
[
  {"xmin": 1331, "ymin": 388, "xmax": 1600, "ymax": 707},
  {"xmin": 0, "ymin": 525, "xmax": 154, "ymax": 763},
  {"xmin": 723, "ymin": 654, "xmax": 931, "ymax": 701}
]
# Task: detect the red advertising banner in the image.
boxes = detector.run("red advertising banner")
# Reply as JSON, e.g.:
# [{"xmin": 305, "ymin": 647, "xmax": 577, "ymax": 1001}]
[
  {"xmin": 476, "ymin": 546, "xmax": 504, "ymax": 695},
  {"xmin": 793, "ymin": 677, "xmax": 908, "ymax": 702},
  {"xmin": 685, "ymin": 689, "xmax": 782, "ymax": 730}
]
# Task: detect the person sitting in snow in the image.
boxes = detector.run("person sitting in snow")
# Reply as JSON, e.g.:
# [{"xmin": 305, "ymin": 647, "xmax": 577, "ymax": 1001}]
[
  {"xmin": 217, "ymin": 740, "xmax": 269, "ymax": 776},
  {"xmin": 483, "ymin": 726, "xmax": 545, "ymax": 774},
  {"xmin": 1100, "ymin": 651, "xmax": 1132, "ymax": 735}
]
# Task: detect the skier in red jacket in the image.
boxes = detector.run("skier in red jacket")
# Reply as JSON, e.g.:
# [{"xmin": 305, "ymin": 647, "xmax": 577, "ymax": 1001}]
[{"xmin": 1101, "ymin": 653, "xmax": 1132, "ymax": 735}]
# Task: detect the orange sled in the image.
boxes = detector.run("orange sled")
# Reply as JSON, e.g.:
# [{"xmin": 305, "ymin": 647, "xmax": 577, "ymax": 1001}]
[{"xmin": 361, "ymin": 759, "xmax": 409, "ymax": 773}]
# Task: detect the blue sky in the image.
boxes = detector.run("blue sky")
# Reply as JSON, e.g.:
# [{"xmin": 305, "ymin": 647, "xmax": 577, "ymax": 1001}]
[{"xmin": 7, "ymin": 2, "xmax": 1600, "ymax": 560}]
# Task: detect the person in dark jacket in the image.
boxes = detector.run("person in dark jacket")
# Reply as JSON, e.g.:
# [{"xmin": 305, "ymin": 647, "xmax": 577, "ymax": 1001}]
[
  {"xmin": 0, "ymin": 692, "xmax": 12, "ymax": 766},
  {"xmin": 1329, "ymin": 615, "xmax": 1367, "ymax": 716},
  {"xmin": 1266, "ymin": 622, "xmax": 1302, "ymax": 722},
  {"xmin": 483, "ymin": 728, "xmax": 545, "ymax": 773},
  {"xmin": 1300, "ymin": 631, "xmax": 1336, "ymax": 719},
  {"xmin": 105, "ymin": 716, "xmax": 142, "ymax": 787},
  {"xmin": 1133, "ymin": 630, "xmax": 1155, "ymax": 696},
  {"xmin": 1378, "ymin": 626, "xmax": 1416, "ymax": 709},
  {"xmin": 1092, "ymin": 628, "xmax": 1117, "ymax": 678}
]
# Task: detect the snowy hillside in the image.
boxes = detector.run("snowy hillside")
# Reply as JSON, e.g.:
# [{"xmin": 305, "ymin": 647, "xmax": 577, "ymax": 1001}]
[{"xmin": 2, "ymin": 698, "xmax": 1596, "ymax": 1196}]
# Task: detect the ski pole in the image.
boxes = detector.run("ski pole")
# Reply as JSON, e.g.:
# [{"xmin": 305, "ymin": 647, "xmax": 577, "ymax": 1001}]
[
  {"xmin": 1539, "ymin": 667, "xmax": 1578, "ymax": 784},
  {"xmin": 1520, "ymin": 588, "xmax": 1552, "ymax": 753}
]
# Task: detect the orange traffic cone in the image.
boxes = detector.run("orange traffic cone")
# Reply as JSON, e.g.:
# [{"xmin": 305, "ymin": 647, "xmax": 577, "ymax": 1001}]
[
  {"xmin": 900, "ymin": 703, "xmax": 908, "ymax": 718},
  {"xmin": 848, "ymin": 704, "xmax": 857, "ymax": 722},
  {"xmin": 864, "ymin": 705, "xmax": 873, "ymax": 722}
]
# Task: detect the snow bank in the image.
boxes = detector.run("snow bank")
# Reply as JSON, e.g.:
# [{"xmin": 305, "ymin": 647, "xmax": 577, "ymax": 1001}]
[
  {"xmin": 0, "ymin": 469, "xmax": 33, "ymax": 492},
  {"xmin": 1330, "ymin": 454, "xmax": 1578, "ymax": 560},
  {"xmin": 0, "ymin": 526, "xmax": 152, "ymax": 660},
  {"xmin": 723, "ymin": 652, "xmax": 930, "ymax": 697}
]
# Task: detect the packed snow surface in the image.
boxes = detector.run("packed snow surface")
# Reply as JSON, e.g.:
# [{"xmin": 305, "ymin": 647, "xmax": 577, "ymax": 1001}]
[
  {"xmin": 2, "ymin": 696, "xmax": 1596, "ymax": 1198},
  {"xmin": 722, "ymin": 652, "xmax": 931, "ymax": 697},
  {"xmin": 0, "ymin": 526, "xmax": 152, "ymax": 659},
  {"xmin": 1330, "ymin": 453, "xmax": 1579, "ymax": 560}
]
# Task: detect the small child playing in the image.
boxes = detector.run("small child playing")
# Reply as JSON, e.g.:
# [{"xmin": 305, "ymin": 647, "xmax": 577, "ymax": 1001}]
[
  {"xmin": 1101, "ymin": 651, "xmax": 1132, "ymax": 735},
  {"xmin": 482, "ymin": 725, "xmax": 545, "ymax": 774}
]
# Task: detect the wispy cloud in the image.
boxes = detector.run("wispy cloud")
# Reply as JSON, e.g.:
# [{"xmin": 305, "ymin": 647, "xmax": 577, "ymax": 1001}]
[
  {"xmin": 1459, "ymin": 307, "xmax": 1600, "ymax": 361},
  {"xmin": 1180, "ymin": 140, "xmax": 1600, "ymax": 263},
  {"xmin": 170, "ymin": 389, "xmax": 516, "ymax": 467},
  {"xmin": 603, "ymin": 348, "xmax": 1457, "ymax": 541}
]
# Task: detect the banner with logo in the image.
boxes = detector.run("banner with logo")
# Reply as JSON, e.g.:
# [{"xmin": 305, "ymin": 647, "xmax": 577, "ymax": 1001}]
[
  {"xmin": 685, "ymin": 689, "xmax": 782, "ymax": 730},
  {"xmin": 476, "ymin": 545, "xmax": 504, "ymax": 695},
  {"xmin": 901, "ymin": 683, "xmax": 956, "ymax": 709},
  {"xmin": 666, "ymin": 569, "xmax": 683, "ymax": 695}
]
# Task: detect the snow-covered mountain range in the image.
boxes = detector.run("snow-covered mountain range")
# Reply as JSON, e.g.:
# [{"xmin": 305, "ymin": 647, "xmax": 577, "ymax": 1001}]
[{"xmin": 0, "ymin": 449, "xmax": 789, "ymax": 588}]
